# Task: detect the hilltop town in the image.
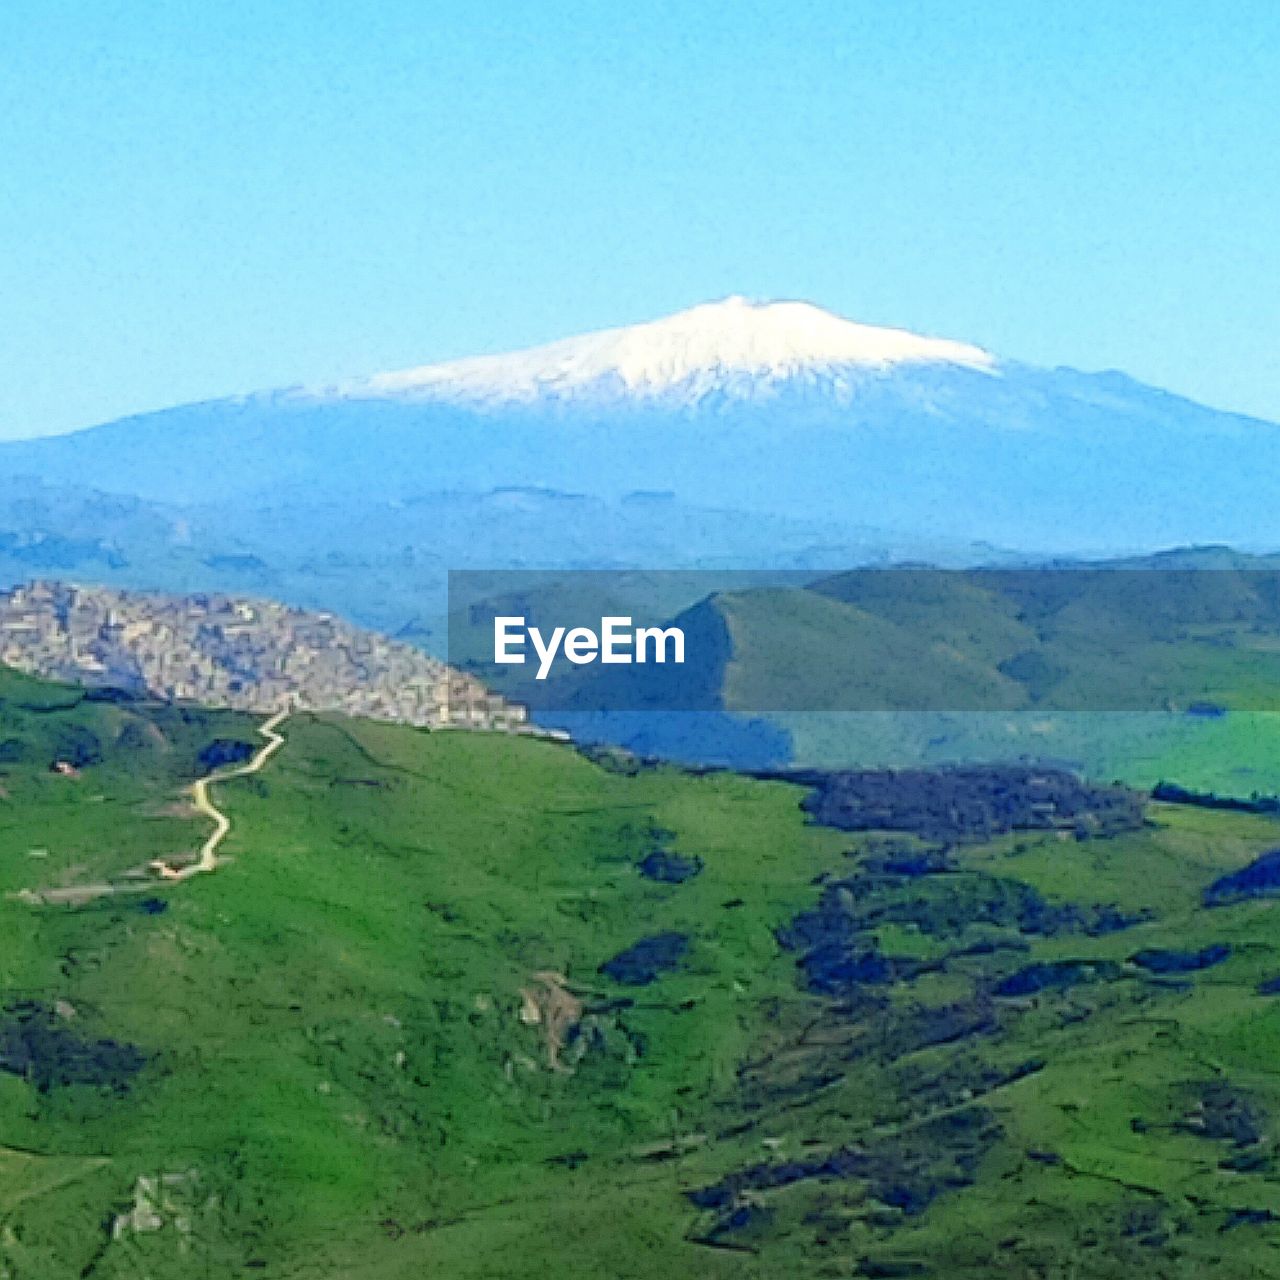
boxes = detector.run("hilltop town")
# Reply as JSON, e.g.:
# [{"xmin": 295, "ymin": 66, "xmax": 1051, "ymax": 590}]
[{"xmin": 0, "ymin": 581, "xmax": 525, "ymax": 731}]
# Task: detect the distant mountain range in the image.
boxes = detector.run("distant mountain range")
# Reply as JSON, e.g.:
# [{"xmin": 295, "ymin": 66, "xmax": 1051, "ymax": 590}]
[
  {"xmin": 3, "ymin": 297, "xmax": 1277, "ymax": 556},
  {"xmin": 0, "ymin": 476, "xmax": 1001, "ymax": 649},
  {"xmin": 0, "ymin": 296, "xmax": 1276, "ymax": 656}
]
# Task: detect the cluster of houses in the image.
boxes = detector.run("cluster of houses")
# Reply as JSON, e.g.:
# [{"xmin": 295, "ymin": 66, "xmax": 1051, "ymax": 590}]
[{"xmin": 0, "ymin": 581, "xmax": 527, "ymax": 731}]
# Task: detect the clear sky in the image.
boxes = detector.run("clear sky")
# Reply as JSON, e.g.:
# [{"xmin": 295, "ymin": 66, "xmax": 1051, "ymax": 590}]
[{"xmin": 1, "ymin": 0, "xmax": 1277, "ymax": 438}]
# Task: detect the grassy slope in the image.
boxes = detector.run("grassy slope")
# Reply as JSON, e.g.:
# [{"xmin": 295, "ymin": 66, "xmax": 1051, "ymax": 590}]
[
  {"xmin": 710, "ymin": 572, "xmax": 1280, "ymax": 790},
  {"xmin": 718, "ymin": 587, "xmax": 1030, "ymax": 714},
  {"xmin": 775, "ymin": 709, "xmax": 1280, "ymax": 795},
  {"xmin": 0, "ymin": 668, "xmax": 258, "ymax": 895},
  {"xmin": 1, "ymin": 694, "xmax": 854, "ymax": 1276},
  {"xmin": 722, "ymin": 568, "xmax": 1280, "ymax": 716},
  {"xmin": 7, "ymin": 675, "xmax": 1280, "ymax": 1274}
]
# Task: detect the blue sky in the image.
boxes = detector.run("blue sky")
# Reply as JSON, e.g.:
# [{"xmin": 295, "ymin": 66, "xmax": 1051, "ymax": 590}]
[{"xmin": 1, "ymin": 0, "xmax": 1277, "ymax": 438}]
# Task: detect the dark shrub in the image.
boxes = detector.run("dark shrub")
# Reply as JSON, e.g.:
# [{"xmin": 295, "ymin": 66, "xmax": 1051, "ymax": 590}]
[
  {"xmin": 52, "ymin": 726, "xmax": 103, "ymax": 768},
  {"xmin": 198, "ymin": 739, "xmax": 257, "ymax": 770},
  {"xmin": 637, "ymin": 851, "xmax": 704, "ymax": 883},
  {"xmin": 0, "ymin": 1003, "xmax": 146, "ymax": 1092},
  {"xmin": 1204, "ymin": 850, "xmax": 1280, "ymax": 907},
  {"xmin": 599, "ymin": 933, "xmax": 690, "ymax": 985},
  {"xmin": 1131, "ymin": 944, "xmax": 1229, "ymax": 973}
]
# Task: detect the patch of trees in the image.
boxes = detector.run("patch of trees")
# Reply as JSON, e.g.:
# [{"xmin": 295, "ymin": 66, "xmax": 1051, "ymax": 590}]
[
  {"xmin": 1130, "ymin": 944, "xmax": 1230, "ymax": 974},
  {"xmin": 0, "ymin": 1001, "xmax": 146, "ymax": 1093},
  {"xmin": 775, "ymin": 861, "xmax": 1142, "ymax": 1001},
  {"xmin": 994, "ymin": 959, "xmax": 1121, "ymax": 998},
  {"xmin": 599, "ymin": 933, "xmax": 689, "ymax": 985},
  {"xmin": 1204, "ymin": 849, "xmax": 1280, "ymax": 906},
  {"xmin": 51, "ymin": 725, "xmax": 103, "ymax": 768},
  {"xmin": 198, "ymin": 738, "xmax": 257, "ymax": 770},
  {"xmin": 791, "ymin": 765, "xmax": 1145, "ymax": 843},
  {"xmin": 637, "ymin": 850, "xmax": 703, "ymax": 883},
  {"xmin": 687, "ymin": 1107, "xmax": 1001, "ymax": 1224},
  {"xmin": 1179, "ymin": 1082, "xmax": 1266, "ymax": 1147},
  {"xmin": 1152, "ymin": 782, "xmax": 1280, "ymax": 817}
]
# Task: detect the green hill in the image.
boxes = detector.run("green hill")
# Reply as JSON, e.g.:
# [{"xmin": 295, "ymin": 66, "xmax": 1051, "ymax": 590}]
[
  {"xmin": 8, "ymin": 666, "xmax": 1280, "ymax": 1275},
  {"xmin": 551, "ymin": 561, "xmax": 1280, "ymax": 790},
  {"xmin": 733, "ymin": 563, "xmax": 1280, "ymax": 714},
  {"xmin": 718, "ymin": 583, "xmax": 1031, "ymax": 712}
]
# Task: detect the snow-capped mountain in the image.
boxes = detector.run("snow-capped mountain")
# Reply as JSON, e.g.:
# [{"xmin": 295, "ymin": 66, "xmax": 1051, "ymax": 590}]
[
  {"xmin": 326, "ymin": 297, "xmax": 996, "ymax": 407},
  {"xmin": 0, "ymin": 297, "xmax": 1277, "ymax": 558}
]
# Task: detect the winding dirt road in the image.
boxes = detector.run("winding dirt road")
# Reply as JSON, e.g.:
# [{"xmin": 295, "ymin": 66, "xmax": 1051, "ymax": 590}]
[
  {"xmin": 157, "ymin": 707, "xmax": 289, "ymax": 881},
  {"xmin": 12, "ymin": 708, "xmax": 290, "ymax": 907}
]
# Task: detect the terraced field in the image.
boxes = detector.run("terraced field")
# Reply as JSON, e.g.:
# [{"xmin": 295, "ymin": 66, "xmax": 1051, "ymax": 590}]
[{"xmin": 6, "ymin": 667, "xmax": 1280, "ymax": 1275}]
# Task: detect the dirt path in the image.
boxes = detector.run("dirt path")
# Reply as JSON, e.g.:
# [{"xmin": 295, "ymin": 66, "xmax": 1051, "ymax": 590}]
[
  {"xmin": 156, "ymin": 708, "xmax": 289, "ymax": 881},
  {"xmin": 11, "ymin": 709, "xmax": 289, "ymax": 906}
]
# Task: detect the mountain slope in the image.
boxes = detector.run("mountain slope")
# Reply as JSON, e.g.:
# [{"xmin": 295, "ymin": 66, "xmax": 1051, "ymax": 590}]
[
  {"xmin": 0, "ymin": 478, "xmax": 998, "ymax": 658},
  {"xmin": 475, "ymin": 557, "xmax": 1280, "ymax": 721},
  {"xmin": 502, "ymin": 557, "xmax": 1280, "ymax": 783},
  {"xmin": 2, "ymin": 298, "xmax": 1276, "ymax": 552},
  {"xmin": 6, "ymin": 668, "xmax": 1280, "ymax": 1276}
]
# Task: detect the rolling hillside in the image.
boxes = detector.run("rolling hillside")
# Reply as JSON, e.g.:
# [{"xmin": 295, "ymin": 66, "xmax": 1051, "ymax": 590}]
[
  {"xmin": 501, "ymin": 557, "xmax": 1280, "ymax": 787},
  {"xmin": 6, "ymin": 667, "xmax": 1280, "ymax": 1274}
]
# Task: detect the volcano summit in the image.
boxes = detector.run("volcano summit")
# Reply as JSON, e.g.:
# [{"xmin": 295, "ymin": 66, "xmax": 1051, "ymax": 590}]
[
  {"xmin": 0, "ymin": 297, "xmax": 1276, "ymax": 553},
  {"xmin": 326, "ymin": 296, "xmax": 997, "ymax": 407}
]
